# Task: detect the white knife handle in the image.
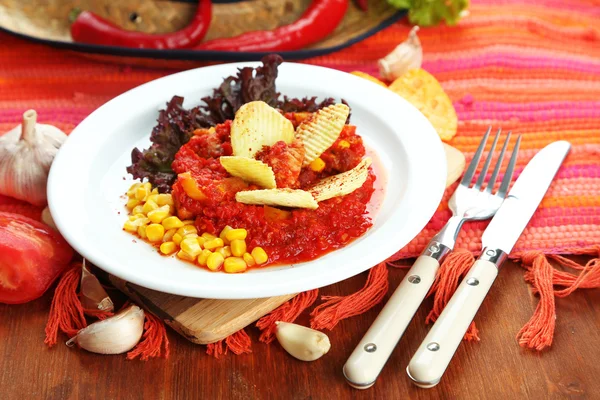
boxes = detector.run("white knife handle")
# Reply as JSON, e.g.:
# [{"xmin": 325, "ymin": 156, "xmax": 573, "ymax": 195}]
[
  {"xmin": 406, "ymin": 259, "xmax": 498, "ymax": 388},
  {"xmin": 343, "ymin": 255, "xmax": 440, "ymax": 389}
]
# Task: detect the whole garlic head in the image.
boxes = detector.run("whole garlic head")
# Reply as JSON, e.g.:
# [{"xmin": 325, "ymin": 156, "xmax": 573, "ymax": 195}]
[
  {"xmin": 0, "ymin": 110, "xmax": 67, "ymax": 206},
  {"xmin": 378, "ymin": 26, "xmax": 423, "ymax": 81},
  {"xmin": 275, "ymin": 321, "xmax": 331, "ymax": 362}
]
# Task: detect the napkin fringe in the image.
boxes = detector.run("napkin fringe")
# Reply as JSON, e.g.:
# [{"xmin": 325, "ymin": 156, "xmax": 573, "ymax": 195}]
[{"xmin": 206, "ymin": 329, "xmax": 252, "ymax": 358}]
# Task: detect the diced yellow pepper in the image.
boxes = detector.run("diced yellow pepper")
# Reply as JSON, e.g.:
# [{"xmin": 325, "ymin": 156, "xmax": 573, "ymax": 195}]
[
  {"xmin": 163, "ymin": 228, "xmax": 177, "ymax": 243},
  {"xmin": 204, "ymin": 238, "xmax": 224, "ymax": 250},
  {"xmin": 177, "ymin": 249, "xmax": 196, "ymax": 262},
  {"xmin": 338, "ymin": 140, "xmax": 351, "ymax": 149},
  {"xmin": 156, "ymin": 193, "xmax": 174, "ymax": 207},
  {"xmin": 146, "ymin": 224, "xmax": 165, "ymax": 242},
  {"xmin": 162, "ymin": 216, "xmax": 184, "ymax": 230},
  {"xmin": 225, "ymin": 229, "xmax": 247, "ymax": 241},
  {"xmin": 224, "ymin": 257, "xmax": 247, "ymax": 273},
  {"xmin": 217, "ymin": 246, "xmax": 232, "ymax": 258},
  {"xmin": 142, "ymin": 199, "xmax": 158, "ymax": 214},
  {"xmin": 160, "ymin": 241, "xmax": 177, "ymax": 255},
  {"xmin": 230, "ymin": 239, "xmax": 246, "ymax": 257},
  {"xmin": 243, "ymin": 252, "xmax": 256, "ymax": 267},
  {"xmin": 206, "ymin": 252, "xmax": 225, "ymax": 271},
  {"xmin": 173, "ymin": 233, "xmax": 184, "ymax": 245},
  {"xmin": 126, "ymin": 198, "xmax": 140, "ymax": 210},
  {"xmin": 219, "ymin": 226, "xmax": 233, "ymax": 244},
  {"xmin": 180, "ymin": 237, "xmax": 202, "ymax": 257},
  {"xmin": 179, "ymin": 172, "xmax": 206, "ymax": 201},
  {"xmin": 197, "ymin": 249, "xmax": 212, "ymax": 266},
  {"xmin": 309, "ymin": 157, "xmax": 326, "ymax": 173},
  {"xmin": 148, "ymin": 205, "xmax": 170, "ymax": 224},
  {"xmin": 251, "ymin": 247, "xmax": 268, "ymax": 265}
]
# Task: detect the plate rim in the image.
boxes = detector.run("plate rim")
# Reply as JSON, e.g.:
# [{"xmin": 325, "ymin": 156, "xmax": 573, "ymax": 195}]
[{"xmin": 47, "ymin": 61, "xmax": 447, "ymax": 299}]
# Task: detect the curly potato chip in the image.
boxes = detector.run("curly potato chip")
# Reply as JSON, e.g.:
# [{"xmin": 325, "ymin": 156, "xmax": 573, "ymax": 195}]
[
  {"xmin": 220, "ymin": 156, "xmax": 277, "ymax": 189},
  {"xmin": 231, "ymin": 101, "xmax": 295, "ymax": 158},
  {"xmin": 297, "ymin": 104, "xmax": 350, "ymax": 167},
  {"xmin": 388, "ymin": 69, "xmax": 457, "ymax": 141},
  {"xmin": 310, "ymin": 157, "xmax": 372, "ymax": 202},
  {"xmin": 350, "ymin": 71, "xmax": 388, "ymax": 87},
  {"xmin": 236, "ymin": 189, "xmax": 318, "ymax": 210}
]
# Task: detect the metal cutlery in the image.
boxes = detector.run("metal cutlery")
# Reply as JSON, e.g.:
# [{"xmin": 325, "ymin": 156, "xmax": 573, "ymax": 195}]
[
  {"xmin": 343, "ymin": 127, "xmax": 520, "ymax": 389},
  {"xmin": 406, "ymin": 140, "xmax": 571, "ymax": 388}
]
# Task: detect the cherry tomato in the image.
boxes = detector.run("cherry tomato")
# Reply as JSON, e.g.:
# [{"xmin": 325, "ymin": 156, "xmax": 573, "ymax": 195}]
[{"xmin": 0, "ymin": 212, "xmax": 73, "ymax": 304}]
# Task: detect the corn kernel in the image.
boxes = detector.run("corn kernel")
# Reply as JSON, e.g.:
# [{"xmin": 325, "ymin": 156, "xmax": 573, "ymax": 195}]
[
  {"xmin": 197, "ymin": 249, "xmax": 212, "ymax": 266},
  {"xmin": 206, "ymin": 252, "xmax": 225, "ymax": 271},
  {"xmin": 163, "ymin": 228, "xmax": 177, "ymax": 243},
  {"xmin": 224, "ymin": 257, "xmax": 247, "ymax": 273},
  {"xmin": 177, "ymin": 225, "xmax": 198, "ymax": 237},
  {"xmin": 148, "ymin": 205, "xmax": 170, "ymax": 224},
  {"xmin": 173, "ymin": 233, "xmax": 184, "ymax": 245},
  {"xmin": 151, "ymin": 188, "xmax": 159, "ymax": 195},
  {"xmin": 243, "ymin": 252, "xmax": 256, "ymax": 267},
  {"xmin": 251, "ymin": 247, "xmax": 268, "ymax": 265},
  {"xmin": 132, "ymin": 205, "xmax": 144, "ymax": 215},
  {"xmin": 162, "ymin": 216, "xmax": 184, "ymax": 230},
  {"xmin": 126, "ymin": 198, "xmax": 140, "ymax": 209},
  {"xmin": 204, "ymin": 238, "xmax": 224, "ymax": 250},
  {"xmin": 128, "ymin": 213, "xmax": 146, "ymax": 221},
  {"xmin": 181, "ymin": 237, "xmax": 202, "ymax": 257},
  {"xmin": 142, "ymin": 199, "xmax": 158, "ymax": 214},
  {"xmin": 182, "ymin": 220, "xmax": 195, "ymax": 225},
  {"xmin": 217, "ymin": 246, "xmax": 232, "ymax": 258},
  {"xmin": 177, "ymin": 249, "xmax": 196, "ymax": 262},
  {"xmin": 127, "ymin": 182, "xmax": 142, "ymax": 198},
  {"xmin": 230, "ymin": 239, "xmax": 247, "ymax": 257},
  {"xmin": 160, "ymin": 241, "xmax": 177, "ymax": 255},
  {"xmin": 219, "ymin": 226, "xmax": 233, "ymax": 244},
  {"xmin": 157, "ymin": 193, "xmax": 174, "ymax": 206},
  {"xmin": 309, "ymin": 157, "xmax": 326, "ymax": 172},
  {"xmin": 137, "ymin": 225, "xmax": 147, "ymax": 239},
  {"xmin": 225, "ymin": 229, "xmax": 247, "ymax": 241},
  {"xmin": 201, "ymin": 232, "xmax": 217, "ymax": 241},
  {"xmin": 147, "ymin": 194, "xmax": 159, "ymax": 204},
  {"xmin": 197, "ymin": 236, "xmax": 206, "ymax": 248},
  {"xmin": 338, "ymin": 140, "xmax": 351, "ymax": 149},
  {"xmin": 146, "ymin": 224, "xmax": 165, "ymax": 242},
  {"xmin": 123, "ymin": 220, "xmax": 139, "ymax": 232},
  {"xmin": 135, "ymin": 184, "xmax": 150, "ymax": 201}
]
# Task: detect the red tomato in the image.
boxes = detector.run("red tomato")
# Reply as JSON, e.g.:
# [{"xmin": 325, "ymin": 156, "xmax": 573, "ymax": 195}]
[{"xmin": 0, "ymin": 212, "xmax": 73, "ymax": 304}]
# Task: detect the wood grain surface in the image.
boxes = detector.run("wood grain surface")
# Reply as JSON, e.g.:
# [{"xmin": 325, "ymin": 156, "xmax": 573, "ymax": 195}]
[{"xmin": 1, "ymin": 257, "xmax": 598, "ymax": 399}]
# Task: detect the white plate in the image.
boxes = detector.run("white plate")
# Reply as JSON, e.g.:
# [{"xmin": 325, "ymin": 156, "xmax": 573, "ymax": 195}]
[{"xmin": 48, "ymin": 62, "xmax": 446, "ymax": 299}]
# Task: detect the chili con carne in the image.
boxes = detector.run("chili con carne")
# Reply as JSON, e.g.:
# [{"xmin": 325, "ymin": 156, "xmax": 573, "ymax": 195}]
[
  {"xmin": 196, "ymin": 0, "xmax": 348, "ymax": 52},
  {"xmin": 70, "ymin": 0, "xmax": 212, "ymax": 49}
]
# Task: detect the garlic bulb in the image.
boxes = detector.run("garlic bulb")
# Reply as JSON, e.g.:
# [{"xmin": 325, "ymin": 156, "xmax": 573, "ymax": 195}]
[
  {"xmin": 275, "ymin": 321, "xmax": 331, "ymax": 361},
  {"xmin": 378, "ymin": 26, "xmax": 423, "ymax": 81},
  {"xmin": 0, "ymin": 110, "xmax": 67, "ymax": 206},
  {"xmin": 80, "ymin": 261, "xmax": 114, "ymax": 312},
  {"xmin": 66, "ymin": 305, "xmax": 144, "ymax": 354}
]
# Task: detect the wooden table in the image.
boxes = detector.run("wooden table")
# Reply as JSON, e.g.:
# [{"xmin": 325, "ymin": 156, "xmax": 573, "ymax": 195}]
[{"xmin": 1, "ymin": 258, "xmax": 598, "ymax": 399}]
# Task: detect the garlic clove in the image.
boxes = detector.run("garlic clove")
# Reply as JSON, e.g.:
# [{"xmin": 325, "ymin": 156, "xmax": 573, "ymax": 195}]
[
  {"xmin": 0, "ymin": 109, "xmax": 67, "ymax": 206},
  {"xmin": 80, "ymin": 261, "xmax": 114, "ymax": 312},
  {"xmin": 275, "ymin": 321, "xmax": 331, "ymax": 361},
  {"xmin": 378, "ymin": 26, "xmax": 423, "ymax": 81},
  {"xmin": 66, "ymin": 305, "xmax": 144, "ymax": 354},
  {"xmin": 41, "ymin": 206, "xmax": 57, "ymax": 230}
]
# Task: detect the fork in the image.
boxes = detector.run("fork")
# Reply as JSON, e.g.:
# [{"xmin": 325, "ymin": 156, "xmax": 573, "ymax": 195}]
[{"xmin": 343, "ymin": 127, "xmax": 521, "ymax": 389}]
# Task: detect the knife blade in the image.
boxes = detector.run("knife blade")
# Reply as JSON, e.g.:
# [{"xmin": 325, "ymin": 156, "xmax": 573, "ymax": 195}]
[{"xmin": 406, "ymin": 140, "xmax": 571, "ymax": 388}]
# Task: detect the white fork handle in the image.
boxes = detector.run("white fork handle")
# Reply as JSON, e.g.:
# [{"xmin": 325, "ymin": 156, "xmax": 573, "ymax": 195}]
[
  {"xmin": 407, "ymin": 259, "xmax": 498, "ymax": 388},
  {"xmin": 343, "ymin": 255, "xmax": 440, "ymax": 389}
]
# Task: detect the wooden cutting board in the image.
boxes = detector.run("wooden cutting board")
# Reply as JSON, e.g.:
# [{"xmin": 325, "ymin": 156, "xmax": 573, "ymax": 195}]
[{"xmin": 110, "ymin": 143, "xmax": 465, "ymax": 345}]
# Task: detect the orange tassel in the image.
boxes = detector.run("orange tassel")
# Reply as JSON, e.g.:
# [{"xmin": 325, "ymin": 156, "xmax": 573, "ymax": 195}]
[
  {"xmin": 44, "ymin": 263, "xmax": 87, "ymax": 346},
  {"xmin": 310, "ymin": 262, "xmax": 388, "ymax": 331},
  {"xmin": 517, "ymin": 248, "xmax": 600, "ymax": 351},
  {"xmin": 256, "ymin": 289, "xmax": 319, "ymax": 343},
  {"xmin": 127, "ymin": 311, "xmax": 170, "ymax": 360},
  {"xmin": 425, "ymin": 250, "xmax": 480, "ymax": 341},
  {"xmin": 206, "ymin": 329, "xmax": 251, "ymax": 358}
]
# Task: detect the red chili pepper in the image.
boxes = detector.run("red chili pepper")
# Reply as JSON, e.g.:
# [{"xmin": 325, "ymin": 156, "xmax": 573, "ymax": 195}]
[
  {"xmin": 70, "ymin": 0, "xmax": 212, "ymax": 49},
  {"xmin": 355, "ymin": 0, "xmax": 368, "ymax": 12},
  {"xmin": 196, "ymin": 0, "xmax": 349, "ymax": 52}
]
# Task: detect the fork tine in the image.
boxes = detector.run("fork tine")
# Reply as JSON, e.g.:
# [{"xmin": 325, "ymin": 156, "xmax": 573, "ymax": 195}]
[
  {"xmin": 485, "ymin": 131, "xmax": 511, "ymax": 194},
  {"xmin": 474, "ymin": 128, "xmax": 501, "ymax": 190},
  {"xmin": 460, "ymin": 126, "xmax": 491, "ymax": 186},
  {"xmin": 497, "ymin": 134, "xmax": 522, "ymax": 197}
]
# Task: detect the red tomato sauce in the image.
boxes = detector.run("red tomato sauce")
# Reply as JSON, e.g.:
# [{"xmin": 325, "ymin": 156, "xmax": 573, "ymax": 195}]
[{"xmin": 171, "ymin": 119, "xmax": 376, "ymax": 265}]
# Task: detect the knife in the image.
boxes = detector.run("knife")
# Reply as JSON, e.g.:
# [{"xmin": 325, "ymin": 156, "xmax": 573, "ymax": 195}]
[{"xmin": 406, "ymin": 140, "xmax": 571, "ymax": 388}]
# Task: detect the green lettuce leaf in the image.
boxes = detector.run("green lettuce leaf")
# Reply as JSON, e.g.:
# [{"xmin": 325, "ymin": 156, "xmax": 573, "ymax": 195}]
[{"xmin": 388, "ymin": 0, "xmax": 469, "ymax": 27}]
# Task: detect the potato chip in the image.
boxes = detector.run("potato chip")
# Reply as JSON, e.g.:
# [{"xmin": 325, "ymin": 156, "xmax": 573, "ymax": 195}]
[
  {"xmin": 296, "ymin": 103, "xmax": 350, "ymax": 166},
  {"xmin": 236, "ymin": 189, "xmax": 318, "ymax": 210},
  {"xmin": 388, "ymin": 69, "xmax": 458, "ymax": 141},
  {"xmin": 220, "ymin": 156, "xmax": 277, "ymax": 189},
  {"xmin": 310, "ymin": 157, "xmax": 372, "ymax": 202},
  {"xmin": 350, "ymin": 71, "xmax": 388, "ymax": 88},
  {"xmin": 231, "ymin": 101, "xmax": 295, "ymax": 158}
]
